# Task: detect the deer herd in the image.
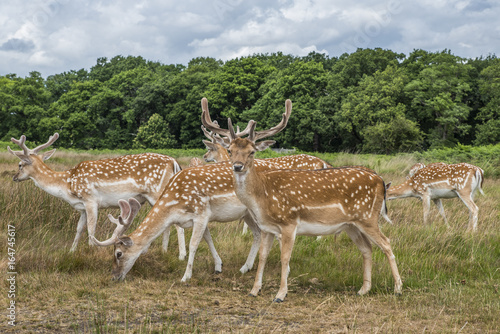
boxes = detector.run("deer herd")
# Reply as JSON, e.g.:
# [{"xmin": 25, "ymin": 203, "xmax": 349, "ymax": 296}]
[{"xmin": 7, "ymin": 98, "xmax": 485, "ymax": 302}]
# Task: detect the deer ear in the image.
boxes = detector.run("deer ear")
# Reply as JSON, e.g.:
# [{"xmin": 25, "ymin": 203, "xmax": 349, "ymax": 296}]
[
  {"xmin": 255, "ymin": 140, "xmax": 276, "ymax": 151},
  {"xmin": 17, "ymin": 154, "xmax": 33, "ymax": 165},
  {"xmin": 203, "ymin": 140, "xmax": 217, "ymax": 150},
  {"xmin": 117, "ymin": 236, "xmax": 134, "ymax": 247},
  {"xmin": 385, "ymin": 182, "xmax": 392, "ymax": 190},
  {"xmin": 42, "ymin": 149, "xmax": 56, "ymax": 161}
]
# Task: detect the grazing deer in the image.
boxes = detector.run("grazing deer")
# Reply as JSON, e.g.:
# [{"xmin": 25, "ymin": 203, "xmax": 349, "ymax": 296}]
[
  {"xmin": 7, "ymin": 133, "xmax": 186, "ymax": 256},
  {"xmin": 201, "ymin": 98, "xmax": 402, "ymax": 302},
  {"xmin": 387, "ymin": 163, "xmax": 484, "ymax": 231}
]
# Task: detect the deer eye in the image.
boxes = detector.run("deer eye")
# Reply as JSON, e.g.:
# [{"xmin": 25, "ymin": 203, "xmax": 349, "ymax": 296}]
[
  {"xmin": 250, "ymin": 151, "xmax": 255, "ymax": 156},
  {"xmin": 227, "ymin": 150, "xmax": 232, "ymax": 157},
  {"xmin": 116, "ymin": 251, "xmax": 123, "ymax": 259}
]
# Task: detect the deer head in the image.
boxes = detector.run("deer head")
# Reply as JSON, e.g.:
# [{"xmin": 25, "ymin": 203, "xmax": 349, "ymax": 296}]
[
  {"xmin": 200, "ymin": 97, "xmax": 291, "ymax": 173},
  {"xmin": 7, "ymin": 133, "xmax": 59, "ymax": 182},
  {"xmin": 91, "ymin": 198, "xmax": 142, "ymax": 280}
]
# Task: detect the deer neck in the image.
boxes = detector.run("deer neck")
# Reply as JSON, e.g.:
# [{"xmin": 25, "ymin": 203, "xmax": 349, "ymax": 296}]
[
  {"xmin": 30, "ymin": 160, "xmax": 71, "ymax": 199},
  {"xmin": 232, "ymin": 161, "xmax": 266, "ymax": 213},
  {"xmin": 129, "ymin": 201, "xmax": 178, "ymax": 249},
  {"xmin": 387, "ymin": 180, "xmax": 416, "ymax": 199}
]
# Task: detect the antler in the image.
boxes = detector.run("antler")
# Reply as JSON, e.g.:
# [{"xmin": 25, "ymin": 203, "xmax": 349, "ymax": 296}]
[
  {"xmin": 250, "ymin": 99, "xmax": 292, "ymax": 142},
  {"xmin": 8, "ymin": 133, "xmax": 59, "ymax": 157},
  {"xmin": 200, "ymin": 98, "xmax": 257, "ymax": 141},
  {"xmin": 200, "ymin": 98, "xmax": 291, "ymax": 143},
  {"xmin": 91, "ymin": 198, "xmax": 141, "ymax": 247}
]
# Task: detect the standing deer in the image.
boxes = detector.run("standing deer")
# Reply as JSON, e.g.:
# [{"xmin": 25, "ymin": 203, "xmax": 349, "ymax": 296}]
[
  {"xmin": 201, "ymin": 98, "xmax": 402, "ymax": 302},
  {"xmin": 202, "ymin": 124, "xmax": 332, "ymax": 235},
  {"xmin": 387, "ymin": 163, "xmax": 484, "ymax": 230},
  {"xmin": 8, "ymin": 133, "xmax": 186, "ymax": 256}
]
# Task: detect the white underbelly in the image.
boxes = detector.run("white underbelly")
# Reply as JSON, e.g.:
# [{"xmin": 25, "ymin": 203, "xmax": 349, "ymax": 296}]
[
  {"xmin": 209, "ymin": 195, "xmax": 247, "ymax": 222},
  {"xmin": 296, "ymin": 221, "xmax": 348, "ymax": 236},
  {"xmin": 429, "ymin": 188, "xmax": 457, "ymax": 199}
]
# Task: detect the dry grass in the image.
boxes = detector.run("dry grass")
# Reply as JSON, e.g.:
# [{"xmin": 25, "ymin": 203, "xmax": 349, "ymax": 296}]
[{"xmin": 0, "ymin": 151, "xmax": 498, "ymax": 333}]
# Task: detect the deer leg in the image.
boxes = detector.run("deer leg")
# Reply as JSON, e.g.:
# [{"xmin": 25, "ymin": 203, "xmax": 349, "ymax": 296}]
[
  {"xmin": 422, "ymin": 194, "xmax": 431, "ymax": 224},
  {"xmin": 360, "ymin": 224, "xmax": 402, "ymax": 296},
  {"xmin": 202, "ymin": 227, "xmax": 223, "ymax": 274},
  {"xmin": 174, "ymin": 225, "xmax": 187, "ymax": 260},
  {"xmin": 345, "ymin": 225, "xmax": 373, "ymax": 296},
  {"xmin": 161, "ymin": 227, "xmax": 171, "ymax": 253},
  {"xmin": 456, "ymin": 191, "xmax": 479, "ymax": 231},
  {"xmin": 240, "ymin": 213, "xmax": 261, "ymax": 274},
  {"xmin": 249, "ymin": 231, "xmax": 274, "ymax": 297},
  {"xmin": 181, "ymin": 218, "xmax": 209, "ymax": 282},
  {"xmin": 433, "ymin": 199, "xmax": 449, "ymax": 227},
  {"xmin": 70, "ymin": 211, "xmax": 87, "ymax": 252},
  {"xmin": 85, "ymin": 204, "xmax": 99, "ymax": 246},
  {"xmin": 274, "ymin": 226, "xmax": 297, "ymax": 303}
]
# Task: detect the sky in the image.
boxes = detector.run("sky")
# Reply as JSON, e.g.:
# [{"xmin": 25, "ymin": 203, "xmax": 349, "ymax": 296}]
[{"xmin": 0, "ymin": 0, "xmax": 499, "ymax": 78}]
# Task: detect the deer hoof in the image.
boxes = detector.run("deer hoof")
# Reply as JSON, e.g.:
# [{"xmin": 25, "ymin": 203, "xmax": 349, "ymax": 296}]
[{"xmin": 273, "ymin": 298, "xmax": 284, "ymax": 303}]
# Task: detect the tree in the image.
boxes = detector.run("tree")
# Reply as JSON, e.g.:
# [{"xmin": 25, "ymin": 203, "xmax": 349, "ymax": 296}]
[
  {"xmin": 133, "ymin": 113, "xmax": 177, "ymax": 149},
  {"xmin": 334, "ymin": 65, "xmax": 423, "ymax": 152},
  {"xmin": 474, "ymin": 59, "xmax": 500, "ymax": 145},
  {"xmin": 404, "ymin": 50, "xmax": 473, "ymax": 148},
  {"xmin": 243, "ymin": 61, "xmax": 328, "ymax": 151}
]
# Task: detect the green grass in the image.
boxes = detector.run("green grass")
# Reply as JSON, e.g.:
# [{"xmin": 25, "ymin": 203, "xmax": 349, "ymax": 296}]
[{"xmin": 0, "ymin": 150, "xmax": 498, "ymax": 333}]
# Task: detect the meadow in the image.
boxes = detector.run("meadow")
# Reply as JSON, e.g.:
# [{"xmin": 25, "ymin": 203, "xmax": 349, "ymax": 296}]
[{"xmin": 0, "ymin": 149, "xmax": 498, "ymax": 333}]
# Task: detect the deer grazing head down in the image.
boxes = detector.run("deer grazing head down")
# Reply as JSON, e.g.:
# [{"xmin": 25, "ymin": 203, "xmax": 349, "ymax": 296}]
[
  {"xmin": 8, "ymin": 133, "xmax": 59, "ymax": 182},
  {"xmin": 201, "ymin": 97, "xmax": 402, "ymax": 302},
  {"xmin": 91, "ymin": 198, "xmax": 142, "ymax": 280}
]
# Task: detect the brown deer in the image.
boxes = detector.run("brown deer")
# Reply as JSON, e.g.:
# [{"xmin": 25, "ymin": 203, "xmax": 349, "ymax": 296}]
[
  {"xmin": 8, "ymin": 133, "xmax": 186, "ymax": 255},
  {"xmin": 201, "ymin": 98, "xmax": 402, "ymax": 302},
  {"xmin": 387, "ymin": 163, "xmax": 484, "ymax": 230},
  {"xmin": 92, "ymin": 159, "xmax": 300, "ymax": 281}
]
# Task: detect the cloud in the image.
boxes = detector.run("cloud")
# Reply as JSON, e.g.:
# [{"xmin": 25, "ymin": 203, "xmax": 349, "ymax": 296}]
[
  {"xmin": 0, "ymin": 0, "xmax": 499, "ymax": 77},
  {"xmin": 0, "ymin": 38, "xmax": 35, "ymax": 52}
]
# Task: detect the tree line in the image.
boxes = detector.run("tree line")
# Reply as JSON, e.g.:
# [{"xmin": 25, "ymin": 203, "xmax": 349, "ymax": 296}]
[{"xmin": 1, "ymin": 48, "xmax": 499, "ymax": 153}]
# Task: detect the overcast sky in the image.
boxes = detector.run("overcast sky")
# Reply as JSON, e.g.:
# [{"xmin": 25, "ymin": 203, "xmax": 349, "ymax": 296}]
[{"xmin": 1, "ymin": 0, "xmax": 499, "ymax": 78}]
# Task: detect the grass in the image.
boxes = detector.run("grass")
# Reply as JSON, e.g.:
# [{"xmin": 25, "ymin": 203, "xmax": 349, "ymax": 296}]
[{"xmin": 0, "ymin": 150, "xmax": 498, "ymax": 333}]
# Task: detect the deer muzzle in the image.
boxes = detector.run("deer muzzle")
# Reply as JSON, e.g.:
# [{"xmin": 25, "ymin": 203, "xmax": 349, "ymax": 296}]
[{"xmin": 233, "ymin": 162, "xmax": 244, "ymax": 172}]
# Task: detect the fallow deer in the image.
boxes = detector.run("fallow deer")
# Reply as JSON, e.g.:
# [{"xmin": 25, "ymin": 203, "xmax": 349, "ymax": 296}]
[
  {"xmin": 202, "ymin": 124, "xmax": 332, "ymax": 235},
  {"xmin": 201, "ymin": 98, "xmax": 402, "ymax": 302},
  {"xmin": 188, "ymin": 157, "xmax": 204, "ymax": 167},
  {"xmin": 387, "ymin": 163, "xmax": 484, "ymax": 230},
  {"xmin": 8, "ymin": 133, "xmax": 186, "ymax": 256},
  {"xmin": 92, "ymin": 159, "xmax": 297, "ymax": 281}
]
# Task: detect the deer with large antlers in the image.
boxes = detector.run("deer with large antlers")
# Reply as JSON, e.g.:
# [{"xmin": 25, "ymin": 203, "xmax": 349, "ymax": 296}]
[
  {"xmin": 387, "ymin": 162, "xmax": 484, "ymax": 230},
  {"xmin": 202, "ymin": 124, "xmax": 332, "ymax": 236},
  {"xmin": 201, "ymin": 98, "xmax": 402, "ymax": 302},
  {"xmin": 8, "ymin": 133, "xmax": 186, "ymax": 255}
]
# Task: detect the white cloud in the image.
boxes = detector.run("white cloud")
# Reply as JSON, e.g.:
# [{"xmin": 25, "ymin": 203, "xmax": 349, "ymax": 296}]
[{"xmin": 0, "ymin": 0, "xmax": 499, "ymax": 77}]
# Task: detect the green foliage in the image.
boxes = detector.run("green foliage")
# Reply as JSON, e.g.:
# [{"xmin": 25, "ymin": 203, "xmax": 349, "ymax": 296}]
[
  {"xmin": 133, "ymin": 113, "xmax": 177, "ymax": 149},
  {"xmin": 1, "ymin": 50, "xmax": 498, "ymax": 153}
]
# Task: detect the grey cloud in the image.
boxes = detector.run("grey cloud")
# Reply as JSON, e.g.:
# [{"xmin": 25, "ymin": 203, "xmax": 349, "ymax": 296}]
[{"xmin": 0, "ymin": 38, "xmax": 35, "ymax": 53}]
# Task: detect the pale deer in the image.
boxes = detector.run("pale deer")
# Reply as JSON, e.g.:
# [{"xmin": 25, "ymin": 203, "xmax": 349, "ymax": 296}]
[
  {"xmin": 387, "ymin": 163, "xmax": 484, "ymax": 230},
  {"xmin": 8, "ymin": 133, "xmax": 186, "ymax": 256},
  {"xmin": 188, "ymin": 157, "xmax": 204, "ymax": 167},
  {"xmin": 201, "ymin": 98, "xmax": 402, "ymax": 302}
]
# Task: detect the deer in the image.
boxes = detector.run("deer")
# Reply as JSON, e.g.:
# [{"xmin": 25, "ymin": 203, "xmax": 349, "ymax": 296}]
[
  {"xmin": 201, "ymin": 97, "xmax": 402, "ymax": 302},
  {"xmin": 7, "ymin": 133, "xmax": 186, "ymax": 256},
  {"xmin": 188, "ymin": 157, "xmax": 204, "ymax": 167},
  {"xmin": 202, "ymin": 124, "xmax": 333, "ymax": 235},
  {"xmin": 387, "ymin": 162, "xmax": 484, "ymax": 231}
]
